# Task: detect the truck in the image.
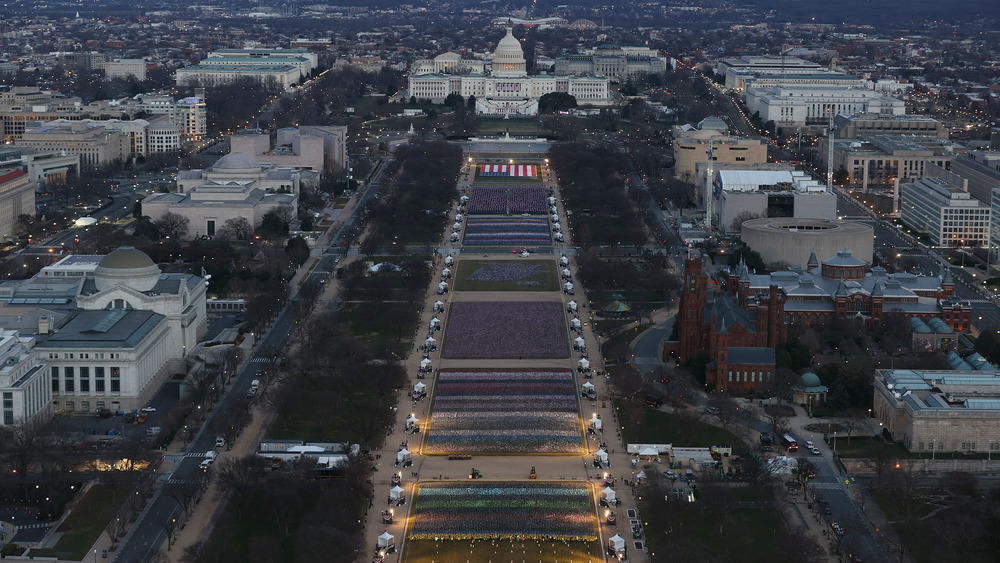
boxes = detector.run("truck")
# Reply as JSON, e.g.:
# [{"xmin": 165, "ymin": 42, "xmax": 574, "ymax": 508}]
[{"xmin": 759, "ymin": 432, "xmax": 774, "ymax": 451}]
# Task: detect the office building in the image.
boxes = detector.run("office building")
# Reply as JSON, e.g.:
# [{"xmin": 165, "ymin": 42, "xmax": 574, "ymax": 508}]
[
  {"xmin": 745, "ymin": 86, "xmax": 905, "ymax": 128},
  {"xmin": 231, "ymin": 125, "xmax": 348, "ymax": 172},
  {"xmin": 823, "ymin": 134, "xmax": 965, "ymax": 190},
  {"xmin": 0, "ymin": 168, "xmax": 35, "ymax": 243},
  {"xmin": 900, "ymin": 177, "xmax": 990, "ymax": 248},
  {"xmin": 672, "ymin": 119, "xmax": 768, "ymax": 185},
  {"xmin": 105, "ymin": 59, "xmax": 147, "ymax": 81},
  {"xmin": 554, "ymin": 44, "xmax": 667, "ymax": 80}
]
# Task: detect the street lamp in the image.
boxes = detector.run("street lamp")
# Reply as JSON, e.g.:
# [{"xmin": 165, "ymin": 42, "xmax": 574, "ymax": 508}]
[
  {"xmin": 932, "ymin": 438, "xmax": 935, "ymax": 460},
  {"xmin": 990, "ymin": 439, "xmax": 993, "ymax": 461}
]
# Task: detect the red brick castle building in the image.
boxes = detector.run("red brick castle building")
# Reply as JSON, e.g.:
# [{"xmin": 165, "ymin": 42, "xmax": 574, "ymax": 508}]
[{"xmin": 664, "ymin": 249, "xmax": 972, "ymax": 394}]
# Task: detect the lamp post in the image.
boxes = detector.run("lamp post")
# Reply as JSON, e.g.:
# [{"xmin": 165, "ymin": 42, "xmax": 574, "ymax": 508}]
[
  {"xmin": 990, "ymin": 439, "xmax": 993, "ymax": 462},
  {"xmin": 931, "ymin": 438, "xmax": 935, "ymax": 460}
]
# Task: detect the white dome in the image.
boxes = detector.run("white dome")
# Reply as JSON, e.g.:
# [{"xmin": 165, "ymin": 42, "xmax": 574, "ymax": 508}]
[
  {"xmin": 492, "ymin": 27, "xmax": 526, "ymax": 77},
  {"xmin": 94, "ymin": 247, "xmax": 161, "ymax": 292},
  {"xmin": 212, "ymin": 152, "xmax": 261, "ymax": 174}
]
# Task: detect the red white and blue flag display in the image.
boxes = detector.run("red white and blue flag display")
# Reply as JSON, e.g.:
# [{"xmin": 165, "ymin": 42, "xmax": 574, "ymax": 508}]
[{"xmin": 479, "ymin": 164, "xmax": 537, "ymax": 177}]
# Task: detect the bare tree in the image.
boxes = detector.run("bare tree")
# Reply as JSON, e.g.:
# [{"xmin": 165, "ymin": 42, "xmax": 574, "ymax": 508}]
[
  {"xmin": 837, "ymin": 417, "xmax": 864, "ymax": 444},
  {"xmin": 214, "ymin": 456, "xmax": 266, "ymax": 520},
  {"xmin": 216, "ymin": 217, "xmax": 252, "ymax": 241},
  {"xmin": 164, "ymin": 479, "xmax": 202, "ymax": 516},
  {"xmin": 154, "ymin": 211, "xmax": 190, "ymax": 240},
  {"xmin": 707, "ymin": 395, "xmax": 741, "ymax": 431},
  {"xmin": 762, "ymin": 405, "xmax": 792, "ymax": 442},
  {"xmin": 163, "ymin": 515, "xmax": 180, "ymax": 551}
]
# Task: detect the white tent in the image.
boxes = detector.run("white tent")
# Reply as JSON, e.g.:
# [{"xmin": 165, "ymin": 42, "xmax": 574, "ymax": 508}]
[
  {"xmin": 438, "ymin": 281, "xmax": 448, "ymax": 291},
  {"xmin": 574, "ymin": 336, "xmax": 586, "ymax": 348},
  {"xmin": 521, "ymin": 251, "xmax": 530, "ymax": 257},
  {"xmin": 460, "ymin": 195, "xmax": 469, "ymax": 203},
  {"xmin": 564, "ymin": 282, "xmax": 574, "ymax": 292},
  {"xmin": 639, "ymin": 447, "xmax": 658, "ymax": 457},
  {"xmin": 389, "ymin": 485, "xmax": 406, "ymax": 500},
  {"xmin": 450, "ymin": 232, "xmax": 459, "ymax": 242},
  {"xmin": 396, "ymin": 449, "xmax": 411, "ymax": 464},
  {"xmin": 406, "ymin": 415, "xmax": 419, "ymax": 428},
  {"xmin": 552, "ymin": 222, "xmax": 561, "ymax": 231},
  {"xmin": 444, "ymin": 255, "xmax": 453, "ymax": 266},
  {"xmin": 425, "ymin": 337, "xmax": 437, "ymax": 346},
  {"xmin": 594, "ymin": 449, "xmax": 608, "ymax": 462},
  {"xmin": 441, "ymin": 268, "xmax": 451, "ymax": 277},
  {"xmin": 560, "ymin": 255, "xmax": 569, "ymax": 266},
  {"xmin": 578, "ymin": 356, "xmax": 589, "ymax": 369},
  {"xmin": 609, "ymin": 534, "xmax": 626, "ymax": 553},
  {"xmin": 554, "ymin": 232, "xmax": 564, "ymax": 242},
  {"xmin": 413, "ymin": 382, "xmax": 427, "ymax": 394},
  {"xmin": 601, "ymin": 487, "xmax": 616, "ymax": 503},
  {"xmin": 420, "ymin": 358, "xmax": 432, "ymax": 369},
  {"xmin": 636, "ymin": 470, "xmax": 647, "ymax": 481},
  {"xmin": 567, "ymin": 301, "xmax": 577, "ymax": 312},
  {"xmin": 571, "ymin": 318, "xmax": 582, "ymax": 330},
  {"xmin": 590, "ymin": 416, "xmax": 603, "ymax": 431},
  {"xmin": 434, "ymin": 300, "xmax": 445, "ymax": 311},
  {"xmin": 551, "ymin": 214, "xmax": 559, "ymax": 222},
  {"xmin": 452, "ymin": 222, "xmax": 461, "ymax": 231},
  {"xmin": 549, "ymin": 196, "xmax": 557, "ymax": 205},
  {"xmin": 430, "ymin": 317, "xmax": 441, "ymax": 327},
  {"xmin": 581, "ymin": 382, "xmax": 595, "ymax": 391},
  {"xmin": 455, "ymin": 213, "xmax": 463, "ymax": 222},
  {"xmin": 377, "ymin": 531, "xmax": 395, "ymax": 549},
  {"xmin": 562, "ymin": 268, "xmax": 571, "ymax": 278}
]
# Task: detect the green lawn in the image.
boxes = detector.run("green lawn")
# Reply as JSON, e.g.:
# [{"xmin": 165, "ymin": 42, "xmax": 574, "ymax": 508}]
[
  {"xmin": 475, "ymin": 118, "xmax": 546, "ymax": 136},
  {"xmin": 340, "ymin": 302, "xmax": 417, "ymax": 355},
  {"xmin": 31, "ymin": 485, "xmax": 123, "ymax": 560},
  {"xmin": 618, "ymin": 403, "xmax": 747, "ymax": 448},
  {"xmin": 831, "ymin": 436, "xmax": 925, "ymax": 459},
  {"xmin": 452, "ymin": 259, "xmax": 559, "ymax": 291}
]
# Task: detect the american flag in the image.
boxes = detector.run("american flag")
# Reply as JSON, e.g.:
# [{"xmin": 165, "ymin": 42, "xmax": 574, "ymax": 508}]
[{"xmin": 479, "ymin": 164, "xmax": 537, "ymax": 177}]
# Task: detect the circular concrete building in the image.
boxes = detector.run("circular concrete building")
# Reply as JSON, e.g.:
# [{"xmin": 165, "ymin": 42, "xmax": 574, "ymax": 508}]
[{"xmin": 740, "ymin": 218, "xmax": 874, "ymax": 268}]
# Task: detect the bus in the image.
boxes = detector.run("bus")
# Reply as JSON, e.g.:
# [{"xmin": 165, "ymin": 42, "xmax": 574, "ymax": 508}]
[
  {"xmin": 759, "ymin": 432, "xmax": 773, "ymax": 451},
  {"xmin": 781, "ymin": 434, "xmax": 798, "ymax": 452}
]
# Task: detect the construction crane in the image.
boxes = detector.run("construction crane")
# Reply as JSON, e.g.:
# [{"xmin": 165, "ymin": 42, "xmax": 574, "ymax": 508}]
[{"xmin": 825, "ymin": 112, "xmax": 856, "ymax": 190}]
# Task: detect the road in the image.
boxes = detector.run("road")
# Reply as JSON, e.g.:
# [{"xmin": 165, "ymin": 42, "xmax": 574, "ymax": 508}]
[{"xmin": 114, "ymin": 158, "xmax": 391, "ymax": 563}]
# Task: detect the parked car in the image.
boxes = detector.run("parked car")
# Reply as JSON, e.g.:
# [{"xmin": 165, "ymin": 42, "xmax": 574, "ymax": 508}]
[{"xmin": 804, "ymin": 440, "xmax": 814, "ymax": 448}]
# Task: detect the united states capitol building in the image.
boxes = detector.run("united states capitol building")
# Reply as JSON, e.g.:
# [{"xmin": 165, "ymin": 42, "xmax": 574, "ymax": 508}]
[{"xmin": 407, "ymin": 28, "xmax": 610, "ymax": 116}]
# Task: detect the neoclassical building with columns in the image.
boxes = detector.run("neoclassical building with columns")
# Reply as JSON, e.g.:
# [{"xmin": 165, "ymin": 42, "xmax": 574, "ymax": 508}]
[{"xmin": 407, "ymin": 28, "xmax": 610, "ymax": 116}]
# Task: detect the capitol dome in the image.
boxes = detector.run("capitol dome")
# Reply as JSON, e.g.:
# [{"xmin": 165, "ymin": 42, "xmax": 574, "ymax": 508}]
[
  {"xmin": 492, "ymin": 27, "xmax": 526, "ymax": 77},
  {"xmin": 94, "ymin": 247, "xmax": 161, "ymax": 292},
  {"xmin": 212, "ymin": 152, "xmax": 261, "ymax": 174}
]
